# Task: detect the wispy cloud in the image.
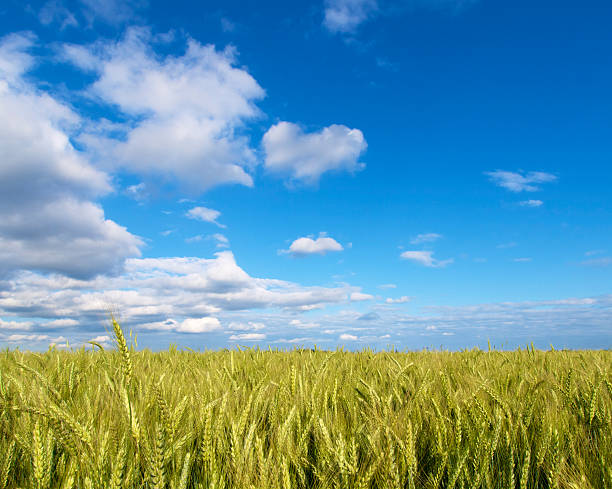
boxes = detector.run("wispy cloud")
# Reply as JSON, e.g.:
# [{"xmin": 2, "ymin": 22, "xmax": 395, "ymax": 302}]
[
  {"xmin": 322, "ymin": 0, "xmax": 477, "ymax": 35},
  {"xmin": 585, "ymin": 250, "xmax": 605, "ymax": 257},
  {"xmin": 385, "ymin": 296, "xmax": 411, "ymax": 304},
  {"xmin": 400, "ymin": 250, "xmax": 453, "ymax": 268},
  {"xmin": 186, "ymin": 207, "xmax": 226, "ymax": 228},
  {"xmin": 323, "ymin": 0, "xmax": 378, "ymax": 34},
  {"xmin": 485, "ymin": 170, "xmax": 557, "ymax": 192},
  {"xmin": 208, "ymin": 233, "xmax": 230, "ymax": 248},
  {"xmin": 229, "ymin": 333, "xmax": 266, "ymax": 341},
  {"xmin": 519, "ymin": 199, "xmax": 543, "ymax": 207},
  {"xmin": 185, "ymin": 235, "xmax": 204, "ymax": 243},
  {"xmin": 581, "ymin": 257, "xmax": 611, "ymax": 267},
  {"xmin": 410, "ymin": 233, "xmax": 442, "ymax": 244}
]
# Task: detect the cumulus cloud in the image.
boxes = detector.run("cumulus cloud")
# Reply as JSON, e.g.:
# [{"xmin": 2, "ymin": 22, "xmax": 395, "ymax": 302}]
[
  {"xmin": 339, "ymin": 333, "xmax": 358, "ymax": 341},
  {"xmin": 410, "ymin": 233, "xmax": 442, "ymax": 244},
  {"xmin": 263, "ymin": 122, "xmax": 367, "ymax": 185},
  {"xmin": 323, "ymin": 0, "xmax": 378, "ymax": 33},
  {"xmin": 281, "ymin": 234, "xmax": 344, "ymax": 256},
  {"xmin": 485, "ymin": 170, "xmax": 557, "ymax": 192},
  {"xmin": 0, "ymin": 33, "xmax": 142, "ymax": 279},
  {"xmin": 186, "ymin": 207, "xmax": 226, "ymax": 228},
  {"xmin": 89, "ymin": 335, "xmax": 110, "ymax": 343},
  {"xmin": 0, "ymin": 319, "xmax": 33, "ymax": 330},
  {"xmin": 138, "ymin": 317, "xmax": 221, "ymax": 333},
  {"xmin": 62, "ymin": 27, "xmax": 265, "ymax": 193},
  {"xmin": 400, "ymin": 251, "xmax": 453, "ymax": 268},
  {"xmin": 519, "ymin": 199, "xmax": 543, "ymax": 207},
  {"xmin": 0, "ymin": 251, "xmax": 365, "ymax": 344}
]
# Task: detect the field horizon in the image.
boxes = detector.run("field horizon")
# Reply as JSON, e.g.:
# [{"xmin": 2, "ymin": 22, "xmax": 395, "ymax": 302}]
[{"xmin": 0, "ymin": 320, "xmax": 609, "ymax": 488}]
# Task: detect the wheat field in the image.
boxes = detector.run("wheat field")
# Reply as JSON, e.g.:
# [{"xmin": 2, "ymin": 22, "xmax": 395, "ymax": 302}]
[{"xmin": 0, "ymin": 320, "xmax": 610, "ymax": 489}]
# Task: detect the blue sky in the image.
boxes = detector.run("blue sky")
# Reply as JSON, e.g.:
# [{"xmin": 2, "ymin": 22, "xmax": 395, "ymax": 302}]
[{"xmin": 0, "ymin": 0, "xmax": 610, "ymax": 351}]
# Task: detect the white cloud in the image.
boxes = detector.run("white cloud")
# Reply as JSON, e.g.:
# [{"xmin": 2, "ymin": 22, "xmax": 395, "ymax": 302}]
[
  {"xmin": 0, "ymin": 251, "xmax": 359, "ymax": 339},
  {"xmin": 125, "ymin": 182, "xmax": 147, "ymax": 201},
  {"xmin": 229, "ymin": 333, "xmax": 266, "ymax": 341},
  {"xmin": 485, "ymin": 170, "xmax": 557, "ymax": 192},
  {"xmin": 281, "ymin": 234, "xmax": 343, "ymax": 256},
  {"xmin": 0, "ymin": 32, "xmax": 36, "ymax": 83},
  {"xmin": 513, "ymin": 257, "xmax": 532, "ymax": 262},
  {"xmin": 289, "ymin": 319, "xmax": 320, "ymax": 329},
  {"xmin": 0, "ymin": 33, "xmax": 142, "ymax": 279},
  {"xmin": 38, "ymin": 1, "xmax": 79, "ymax": 29},
  {"xmin": 185, "ymin": 235, "xmax": 204, "ymax": 243},
  {"xmin": 350, "ymin": 292, "xmax": 373, "ymax": 301},
  {"xmin": 77, "ymin": 0, "xmax": 147, "ymax": 25},
  {"xmin": 263, "ymin": 122, "xmax": 367, "ymax": 185},
  {"xmin": 378, "ymin": 283, "xmax": 397, "ymax": 289},
  {"xmin": 90, "ymin": 335, "xmax": 110, "ymax": 343},
  {"xmin": 228, "ymin": 321, "xmax": 265, "ymax": 331},
  {"xmin": 209, "ymin": 233, "xmax": 229, "ymax": 248},
  {"xmin": 323, "ymin": 0, "xmax": 378, "ymax": 33},
  {"xmin": 322, "ymin": 0, "xmax": 478, "ymax": 35},
  {"xmin": 581, "ymin": 257, "xmax": 611, "ymax": 267},
  {"xmin": 7, "ymin": 334, "xmax": 50, "ymax": 341},
  {"xmin": 339, "ymin": 333, "xmax": 358, "ymax": 341},
  {"xmin": 410, "ymin": 233, "xmax": 442, "ymax": 244},
  {"xmin": 385, "ymin": 296, "xmax": 411, "ymax": 304},
  {"xmin": 140, "ymin": 317, "xmax": 221, "ymax": 333},
  {"xmin": 519, "ymin": 199, "xmax": 543, "ymax": 207},
  {"xmin": 186, "ymin": 207, "xmax": 226, "ymax": 228},
  {"xmin": 177, "ymin": 317, "xmax": 221, "ymax": 333},
  {"xmin": 400, "ymin": 251, "xmax": 453, "ymax": 268},
  {"xmin": 220, "ymin": 17, "xmax": 237, "ymax": 33},
  {"xmin": 0, "ymin": 319, "xmax": 33, "ymax": 330},
  {"xmin": 585, "ymin": 250, "xmax": 605, "ymax": 257},
  {"xmin": 63, "ymin": 27, "xmax": 264, "ymax": 193},
  {"xmin": 43, "ymin": 319, "xmax": 79, "ymax": 328}
]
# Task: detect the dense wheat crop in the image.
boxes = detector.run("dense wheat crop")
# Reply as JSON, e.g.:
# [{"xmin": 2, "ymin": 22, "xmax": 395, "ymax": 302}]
[{"xmin": 0, "ymin": 320, "xmax": 610, "ymax": 488}]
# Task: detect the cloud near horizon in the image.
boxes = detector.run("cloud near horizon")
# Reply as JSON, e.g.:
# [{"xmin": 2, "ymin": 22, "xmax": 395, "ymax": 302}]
[{"xmin": 0, "ymin": 251, "xmax": 372, "ymax": 348}]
